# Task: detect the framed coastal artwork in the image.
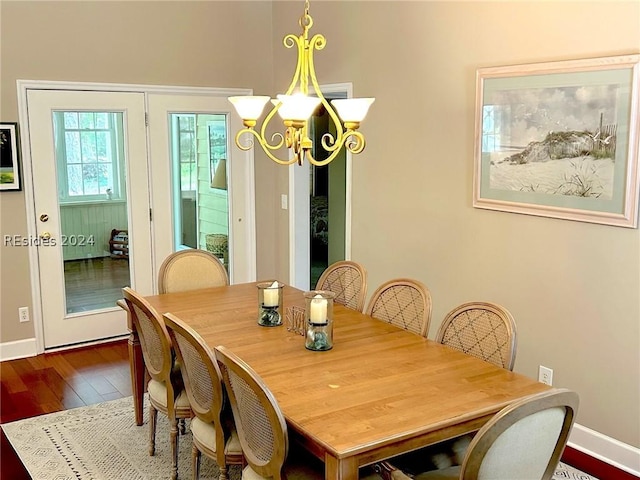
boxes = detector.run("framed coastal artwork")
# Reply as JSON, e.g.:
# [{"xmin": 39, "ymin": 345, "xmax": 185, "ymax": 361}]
[
  {"xmin": 0, "ymin": 122, "xmax": 22, "ymax": 191},
  {"xmin": 473, "ymin": 54, "xmax": 640, "ymax": 227}
]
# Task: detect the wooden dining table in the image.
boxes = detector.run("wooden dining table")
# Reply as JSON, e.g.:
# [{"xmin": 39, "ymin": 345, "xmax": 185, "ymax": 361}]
[{"xmin": 130, "ymin": 282, "xmax": 550, "ymax": 480}]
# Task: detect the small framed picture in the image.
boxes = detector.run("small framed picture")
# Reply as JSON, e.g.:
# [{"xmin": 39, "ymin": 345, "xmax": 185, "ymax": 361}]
[
  {"xmin": 474, "ymin": 55, "xmax": 640, "ymax": 227},
  {"xmin": 0, "ymin": 122, "xmax": 22, "ymax": 191}
]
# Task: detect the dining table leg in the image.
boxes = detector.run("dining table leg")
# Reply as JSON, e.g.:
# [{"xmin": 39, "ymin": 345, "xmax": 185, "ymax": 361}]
[
  {"xmin": 128, "ymin": 331, "xmax": 145, "ymax": 425},
  {"xmin": 122, "ymin": 301, "xmax": 145, "ymax": 426},
  {"xmin": 325, "ymin": 454, "xmax": 358, "ymax": 480}
]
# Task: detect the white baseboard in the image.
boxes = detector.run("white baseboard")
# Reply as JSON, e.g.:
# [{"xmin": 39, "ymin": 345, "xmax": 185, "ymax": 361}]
[
  {"xmin": 0, "ymin": 338, "xmax": 38, "ymax": 361},
  {"xmin": 569, "ymin": 423, "xmax": 640, "ymax": 476}
]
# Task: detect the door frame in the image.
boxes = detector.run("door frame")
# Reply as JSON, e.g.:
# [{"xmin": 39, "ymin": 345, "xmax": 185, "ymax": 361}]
[
  {"xmin": 17, "ymin": 79, "xmax": 257, "ymax": 353},
  {"xmin": 288, "ymin": 83, "xmax": 353, "ymax": 290}
]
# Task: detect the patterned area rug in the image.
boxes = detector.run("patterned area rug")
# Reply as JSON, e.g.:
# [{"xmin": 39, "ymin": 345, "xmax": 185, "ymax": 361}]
[
  {"xmin": 2, "ymin": 396, "xmax": 241, "ymax": 480},
  {"xmin": 2, "ymin": 396, "xmax": 598, "ymax": 480}
]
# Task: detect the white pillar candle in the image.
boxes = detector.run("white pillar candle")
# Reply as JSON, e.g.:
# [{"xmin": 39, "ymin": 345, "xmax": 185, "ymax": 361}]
[
  {"xmin": 263, "ymin": 281, "xmax": 279, "ymax": 307},
  {"xmin": 309, "ymin": 294, "xmax": 328, "ymax": 324}
]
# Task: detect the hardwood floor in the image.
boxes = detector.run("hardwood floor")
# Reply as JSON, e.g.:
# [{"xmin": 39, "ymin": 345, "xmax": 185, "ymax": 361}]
[
  {"xmin": 0, "ymin": 340, "xmax": 634, "ymax": 480},
  {"xmin": 64, "ymin": 257, "xmax": 130, "ymax": 313},
  {"xmin": 0, "ymin": 340, "xmax": 131, "ymax": 480}
]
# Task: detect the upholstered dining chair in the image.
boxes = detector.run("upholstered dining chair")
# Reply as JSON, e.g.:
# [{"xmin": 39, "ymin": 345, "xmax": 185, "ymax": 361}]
[
  {"xmin": 435, "ymin": 301, "xmax": 518, "ymax": 370},
  {"xmin": 315, "ymin": 260, "xmax": 368, "ymax": 312},
  {"xmin": 365, "ymin": 278, "xmax": 432, "ymax": 337},
  {"xmin": 122, "ymin": 287, "xmax": 193, "ymax": 480},
  {"xmin": 407, "ymin": 388, "xmax": 579, "ymax": 480},
  {"xmin": 163, "ymin": 313, "xmax": 244, "ymax": 480},
  {"xmin": 214, "ymin": 345, "xmax": 325, "ymax": 480},
  {"xmin": 158, "ymin": 249, "xmax": 229, "ymax": 294}
]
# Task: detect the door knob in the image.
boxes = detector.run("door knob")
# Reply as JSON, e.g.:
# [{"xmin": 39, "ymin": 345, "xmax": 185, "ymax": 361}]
[
  {"xmin": 40, "ymin": 232, "xmax": 52, "ymax": 239},
  {"xmin": 40, "ymin": 214, "xmax": 49, "ymax": 222}
]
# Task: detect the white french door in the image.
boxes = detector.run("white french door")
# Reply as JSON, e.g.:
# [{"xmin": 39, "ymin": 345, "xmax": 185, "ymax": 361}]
[
  {"xmin": 23, "ymin": 86, "xmax": 256, "ymax": 350},
  {"xmin": 147, "ymin": 93, "xmax": 255, "ymax": 284},
  {"xmin": 27, "ymin": 90, "xmax": 154, "ymax": 348}
]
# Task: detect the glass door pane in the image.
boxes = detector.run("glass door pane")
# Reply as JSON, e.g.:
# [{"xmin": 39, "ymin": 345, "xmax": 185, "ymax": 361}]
[
  {"xmin": 53, "ymin": 110, "xmax": 131, "ymax": 313},
  {"xmin": 169, "ymin": 113, "xmax": 230, "ymax": 273}
]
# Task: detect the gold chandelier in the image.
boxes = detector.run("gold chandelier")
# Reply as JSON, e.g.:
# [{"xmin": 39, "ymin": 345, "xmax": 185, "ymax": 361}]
[{"xmin": 228, "ymin": 0, "xmax": 374, "ymax": 166}]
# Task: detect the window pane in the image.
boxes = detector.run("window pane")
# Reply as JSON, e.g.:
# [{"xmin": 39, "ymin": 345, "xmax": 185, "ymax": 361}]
[
  {"xmin": 79, "ymin": 112, "xmax": 94, "ymax": 129},
  {"xmin": 67, "ymin": 164, "xmax": 83, "ymax": 196},
  {"xmin": 82, "ymin": 164, "xmax": 100, "ymax": 194},
  {"xmin": 81, "ymin": 131, "xmax": 97, "ymax": 162},
  {"xmin": 64, "ymin": 112, "xmax": 78, "ymax": 129},
  {"xmin": 95, "ymin": 113, "xmax": 109, "ymax": 129},
  {"xmin": 97, "ymin": 163, "xmax": 111, "ymax": 193},
  {"xmin": 65, "ymin": 132, "xmax": 81, "ymax": 164},
  {"xmin": 97, "ymin": 131, "xmax": 110, "ymax": 162}
]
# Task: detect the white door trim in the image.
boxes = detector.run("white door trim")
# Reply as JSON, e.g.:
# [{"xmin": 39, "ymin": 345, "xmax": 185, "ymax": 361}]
[
  {"xmin": 288, "ymin": 82, "xmax": 353, "ymax": 290},
  {"xmin": 16, "ymin": 79, "xmax": 256, "ymax": 353}
]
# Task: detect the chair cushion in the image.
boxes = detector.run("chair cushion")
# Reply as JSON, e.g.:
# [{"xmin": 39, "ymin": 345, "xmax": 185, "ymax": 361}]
[
  {"xmin": 191, "ymin": 417, "xmax": 242, "ymax": 456},
  {"xmin": 148, "ymin": 379, "xmax": 190, "ymax": 410}
]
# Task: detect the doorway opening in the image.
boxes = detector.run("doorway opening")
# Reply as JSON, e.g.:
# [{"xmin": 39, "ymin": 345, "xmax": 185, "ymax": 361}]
[{"xmin": 309, "ymin": 93, "xmax": 347, "ymax": 288}]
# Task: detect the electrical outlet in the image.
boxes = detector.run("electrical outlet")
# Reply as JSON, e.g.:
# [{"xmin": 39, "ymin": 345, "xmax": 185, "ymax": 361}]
[
  {"xmin": 538, "ymin": 365, "xmax": 553, "ymax": 386},
  {"xmin": 19, "ymin": 306, "xmax": 30, "ymax": 323}
]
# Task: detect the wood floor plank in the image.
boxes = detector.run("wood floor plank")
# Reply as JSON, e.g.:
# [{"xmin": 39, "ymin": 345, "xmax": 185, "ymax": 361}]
[
  {"xmin": 0, "ymin": 363, "xmax": 27, "ymax": 394},
  {"xmin": 0, "ymin": 340, "xmax": 131, "ymax": 479}
]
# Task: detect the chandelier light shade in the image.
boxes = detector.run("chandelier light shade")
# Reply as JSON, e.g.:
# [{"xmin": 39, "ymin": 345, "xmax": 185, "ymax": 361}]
[
  {"xmin": 228, "ymin": 97, "xmax": 270, "ymax": 125},
  {"xmin": 228, "ymin": 0, "xmax": 374, "ymax": 166}
]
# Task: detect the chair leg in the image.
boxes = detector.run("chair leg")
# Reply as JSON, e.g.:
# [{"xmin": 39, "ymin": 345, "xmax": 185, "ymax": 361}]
[
  {"xmin": 149, "ymin": 405, "xmax": 158, "ymax": 456},
  {"xmin": 171, "ymin": 418, "xmax": 179, "ymax": 480},
  {"xmin": 192, "ymin": 444, "xmax": 200, "ymax": 480},
  {"xmin": 219, "ymin": 464, "xmax": 228, "ymax": 480}
]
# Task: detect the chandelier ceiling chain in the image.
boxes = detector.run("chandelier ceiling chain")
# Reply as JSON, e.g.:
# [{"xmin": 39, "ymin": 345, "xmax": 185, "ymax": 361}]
[{"xmin": 228, "ymin": 0, "xmax": 374, "ymax": 166}]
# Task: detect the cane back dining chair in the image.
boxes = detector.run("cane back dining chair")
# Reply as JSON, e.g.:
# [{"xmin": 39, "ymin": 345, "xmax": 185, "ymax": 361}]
[
  {"xmin": 122, "ymin": 287, "xmax": 192, "ymax": 480},
  {"xmin": 158, "ymin": 249, "xmax": 229, "ymax": 294},
  {"xmin": 163, "ymin": 313, "xmax": 244, "ymax": 480},
  {"xmin": 365, "ymin": 278, "xmax": 433, "ymax": 337},
  {"xmin": 435, "ymin": 301, "xmax": 518, "ymax": 370},
  {"xmin": 214, "ymin": 345, "xmax": 324, "ymax": 480},
  {"xmin": 315, "ymin": 260, "xmax": 368, "ymax": 312},
  {"xmin": 410, "ymin": 388, "xmax": 579, "ymax": 480}
]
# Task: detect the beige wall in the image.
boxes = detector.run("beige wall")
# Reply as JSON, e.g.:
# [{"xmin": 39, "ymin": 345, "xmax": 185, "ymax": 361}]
[
  {"xmin": 270, "ymin": 1, "xmax": 639, "ymax": 447},
  {"xmin": 1, "ymin": 0, "xmax": 639, "ymax": 452},
  {"xmin": 0, "ymin": 1, "xmax": 276, "ymax": 343}
]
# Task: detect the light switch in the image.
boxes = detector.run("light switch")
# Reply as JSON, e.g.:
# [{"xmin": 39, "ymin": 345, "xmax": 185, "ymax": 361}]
[{"xmin": 281, "ymin": 194, "xmax": 288, "ymax": 210}]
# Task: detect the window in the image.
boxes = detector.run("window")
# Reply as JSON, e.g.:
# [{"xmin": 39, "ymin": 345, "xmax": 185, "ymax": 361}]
[
  {"xmin": 54, "ymin": 111, "xmax": 125, "ymax": 203},
  {"xmin": 208, "ymin": 117, "xmax": 227, "ymax": 187},
  {"xmin": 174, "ymin": 115, "xmax": 197, "ymax": 191}
]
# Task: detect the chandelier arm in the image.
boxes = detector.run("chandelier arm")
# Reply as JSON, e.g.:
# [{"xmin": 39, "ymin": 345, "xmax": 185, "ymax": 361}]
[
  {"xmin": 307, "ymin": 32, "xmax": 346, "ymax": 154},
  {"xmin": 320, "ymin": 132, "xmax": 338, "ymax": 152},
  {"xmin": 283, "ymin": 34, "xmax": 304, "ymax": 95},
  {"xmin": 237, "ymin": 125, "xmax": 285, "ymax": 151},
  {"xmin": 307, "ymin": 131, "xmax": 366, "ymax": 166},
  {"xmin": 259, "ymin": 105, "xmax": 283, "ymax": 146},
  {"xmin": 345, "ymin": 131, "xmax": 366, "ymax": 154},
  {"xmin": 235, "ymin": 128, "xmax": 297, "ymax": 165}
]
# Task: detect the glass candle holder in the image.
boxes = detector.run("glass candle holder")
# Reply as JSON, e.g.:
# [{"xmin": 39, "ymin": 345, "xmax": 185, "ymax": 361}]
[
  {"xmin": 304, "ymin": 290, "xmax": 335, "ymax": 351},
  {"xmin": 257, "ymin": 281, "xmax": 284, "ymax": 327}
]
